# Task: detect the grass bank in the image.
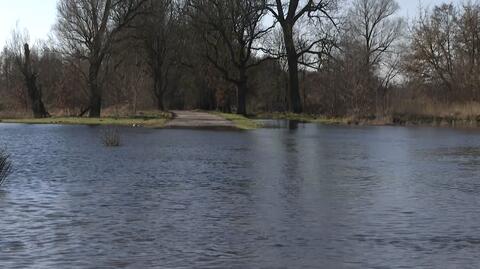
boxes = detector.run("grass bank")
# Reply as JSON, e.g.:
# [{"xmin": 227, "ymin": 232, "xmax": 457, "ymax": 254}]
[
  {"xmin": 0, "ymin": 111, "xmax": 173, "ymax": 128},
  {"xmin": 211, "ymin": 112, "xmax": 260, "ymax": 130}
]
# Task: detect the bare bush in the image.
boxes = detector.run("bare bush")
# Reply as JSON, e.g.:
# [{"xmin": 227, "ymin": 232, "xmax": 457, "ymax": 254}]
[
  {"xmin": 0, "ymin": 148, "xmax": 12, "ymax": 186},
  {"xmin": 101, "ymin": 128, "xmax": 121, "ymax": 147}
]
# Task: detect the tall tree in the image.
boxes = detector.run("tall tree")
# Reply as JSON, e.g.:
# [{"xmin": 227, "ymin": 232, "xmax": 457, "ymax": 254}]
[
  {"xmin": 265, "ymin": 0, "xmax": 337, "ymax": 113},
  {"xmin": 190, "ymin": 0, "xmax": 272, "ymax": 115},
  {"xmin": 349, "ymin": 0, "xmax": 402, "ymax": 68},
  {"xmin": 455, "ymin": 2, "xmax": 480, "ymax": 100},
  {"xmin": 407, "ymin": 3, "xmax": 480, "ymax": 103},
  {"xmin": 408, "ymin": 4, "xmax": 458, "ymax": 94},
  {"xmin": 348, "ymin": 0, "xmax": 403, "ymax": 116},
  {"xmin": 55, "ymin": 0, "xmax": 147, "ymax": 117},
  {"xmin": 138, "ymin": 0, "xmax": 179, "ymax": 111},
  {"xmin": 7, "ymin": 28, "xmax": 49, "ymax": 118}
]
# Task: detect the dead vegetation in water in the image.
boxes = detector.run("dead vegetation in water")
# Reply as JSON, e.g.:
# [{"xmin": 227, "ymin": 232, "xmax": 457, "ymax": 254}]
[
  {"xmin": 101, "ymin": 128, "xmax": 121, "ymax": 147},
  {"xmin": 0, "ymin": 148, "xmax": 12, "ymax": 186}
]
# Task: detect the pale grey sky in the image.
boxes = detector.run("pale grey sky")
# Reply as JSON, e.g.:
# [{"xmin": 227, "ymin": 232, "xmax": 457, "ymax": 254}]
[{"xmin": 0, "ymin": 0, "xmax": 457, "ymax": 48}]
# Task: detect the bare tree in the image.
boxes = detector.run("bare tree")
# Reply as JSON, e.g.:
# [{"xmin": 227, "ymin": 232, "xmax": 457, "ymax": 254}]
[
  {"xmin": 6, "ymin": 28, "xmax": 49, "ymax": 118},
  {"xmin": 453, "ymin": 2, "xmax": 480, "ymax": 101},
  {"xmin": 265, "ymin": 0, "xmax": 337, "ymax": 113},
  {"xmin": 138, "ymin": 0, "xmax": 179, "ymax": 111},
  {"xmin": 55, "ymin": 0, "xmax": 147, "ymax": 117},
  {"xmin": 190, "ymin": 0, "xmax": 272, "ymax": 115},
  {"xmin": 349, "ymin": 0, "xmax": 402, "ymax": 67},
  {"xmin": 348, "ymin": 0, "xmax": 403, "ymax": 116},
  {"xmin": 1, "ymin": 47, "xmax": 29, "ymax": 112},
  {"xmin": 407, "ymin": 2, "xmax": 480, "ymax": 104},
  {"xmin": 407, "ymin": 3, "xmax": 458, "ymax": 102}
]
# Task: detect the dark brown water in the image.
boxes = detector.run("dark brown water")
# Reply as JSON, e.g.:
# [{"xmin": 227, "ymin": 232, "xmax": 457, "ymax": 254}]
[{"xmin": 0, "ymin": 122, "xmax": 479, "ymax": 268}]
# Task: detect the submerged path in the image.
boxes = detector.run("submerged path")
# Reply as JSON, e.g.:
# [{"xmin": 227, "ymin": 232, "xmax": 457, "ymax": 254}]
[{"xmin": 165, "ymin": 110, "xmax": 237, "ymax": 130}]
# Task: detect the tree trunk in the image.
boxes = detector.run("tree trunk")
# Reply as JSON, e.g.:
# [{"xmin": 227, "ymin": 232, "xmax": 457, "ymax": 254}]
[
  {"xmin": 156, "ymin": 94, "xmax": 164, "ymax": 111},
  {"xmin": 154, "ymin": 75, "xmax": 165, "ymax": 111},
  {"xmin": 236, "ymin": 71, "xmax": 247, "ymax": 116},
  {"xmin": 29, "ymin": 86, "xmax": 49, "ymax": 118},
  {"xmin": 88, "ymin": 62, "xmax": 102, "ymax": 118},
  {"xmin": 283, "ymin": 26, "xmax": 303, "ymax": 113},
  {"xmin": 23, "ymin": 44, "xmax": 49, "ymax": 118},
  {"xmin": 89, "ymin": 90, "xmax": 102, "ymax": 118}
]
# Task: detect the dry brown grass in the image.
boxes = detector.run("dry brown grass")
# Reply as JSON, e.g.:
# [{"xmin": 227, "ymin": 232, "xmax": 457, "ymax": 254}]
[
  {"xmin": 0, "ymin": 110, "xmax": 31, "ymax": 119},
  {"xmin": 391, "ymin": 98, "xmax": 480, "ymax": 119}
]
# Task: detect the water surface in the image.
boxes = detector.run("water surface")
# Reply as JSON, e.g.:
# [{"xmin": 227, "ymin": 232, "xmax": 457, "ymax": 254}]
[{"xmin": 0, "ymin": 122, "xmax": 479, "ymax": 268}]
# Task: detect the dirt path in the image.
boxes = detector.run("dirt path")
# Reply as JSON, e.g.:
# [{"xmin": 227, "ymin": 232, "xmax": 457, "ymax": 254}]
[{"xmin": 165, "ymin": 111, "xmax": 237, "ymax": 130}]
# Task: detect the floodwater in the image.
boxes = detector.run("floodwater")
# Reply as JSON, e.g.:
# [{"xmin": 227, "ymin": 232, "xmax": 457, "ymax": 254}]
[{"xmin": 0, "ymin": 122, "xmax": 479, "ymax": 268}]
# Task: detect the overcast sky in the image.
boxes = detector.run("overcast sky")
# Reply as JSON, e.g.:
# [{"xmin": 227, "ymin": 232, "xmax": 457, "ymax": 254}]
[{"xmin": 0, "ymin": 0, "xmax": 456, "ymax": 48}]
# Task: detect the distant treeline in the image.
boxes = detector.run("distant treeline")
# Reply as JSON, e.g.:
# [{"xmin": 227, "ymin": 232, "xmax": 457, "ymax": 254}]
[{"xmin": 0, "ymin": 0, "xmax": 479, "ymax": 120}]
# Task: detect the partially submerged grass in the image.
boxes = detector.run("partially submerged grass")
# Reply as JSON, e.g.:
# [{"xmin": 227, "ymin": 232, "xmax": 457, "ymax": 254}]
[
  {"xmin": 255, "ymin": 111, "xmax": 480, "ymax": 127},
  {"xmin": 0, "ymin": 114, "xmax": 171, "ymax": 128},
  {"xmin": 215, "ymin": 111, "xmax": 352, "ymax": 129},
  {"xmin": 391, "ymin": 113, "xmax": 480, "ymax": 127},
  {"xmin": 0, "ymin": 148, "xmax": 12, "ymax": 186},
  {"xmin": 254, "ymin": 112, "xmax": 351, "ymax": 125},
  {"xmin": 212, "ymin": 112, "xmax": 260, "ymax": 130},
  {"xmin": 391, "ymin": 100, "xmax": 480, "ymax": 119}
]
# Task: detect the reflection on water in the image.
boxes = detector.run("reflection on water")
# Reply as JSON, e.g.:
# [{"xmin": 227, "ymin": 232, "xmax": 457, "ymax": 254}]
[
  {"xmin": 255, "ymin": 119, "xmax": 306, "ymax": 130},
  {"xmin": 0, "ymin": 123, "xmax": 479, "ymax": 268}
]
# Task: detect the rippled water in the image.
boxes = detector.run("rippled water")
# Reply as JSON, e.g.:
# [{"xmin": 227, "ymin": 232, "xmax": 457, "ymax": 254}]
[{"xmin": 0, "ymin": 122, "xmax": 480, "ymax": 268}]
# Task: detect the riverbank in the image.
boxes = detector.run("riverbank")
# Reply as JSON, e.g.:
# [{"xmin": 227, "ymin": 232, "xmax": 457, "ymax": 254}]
[
  {"xmin": 0, "ymin": 111, "xmax": 173, "ymax": 128},
  {"xmin": 0, "ymin": 117, "xmax": 170, "ymax": 128},
  {"xmin": 254, "ymin": 112, "xmax": 480, "ymax": 128},
  {"xmin": 391, "ymin": 114, "xmax": 480, "ymax": 128},
  {"xmin": 2, "ymin": 110, "xmax": 480, "ymax": 130},
  {"xmin": 165, "ymin": 110, "xmax": 238, "ymax": 130},
  {"xmin": 0, "ymin": 111, "xmax": 258, "ymax": 130}
]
